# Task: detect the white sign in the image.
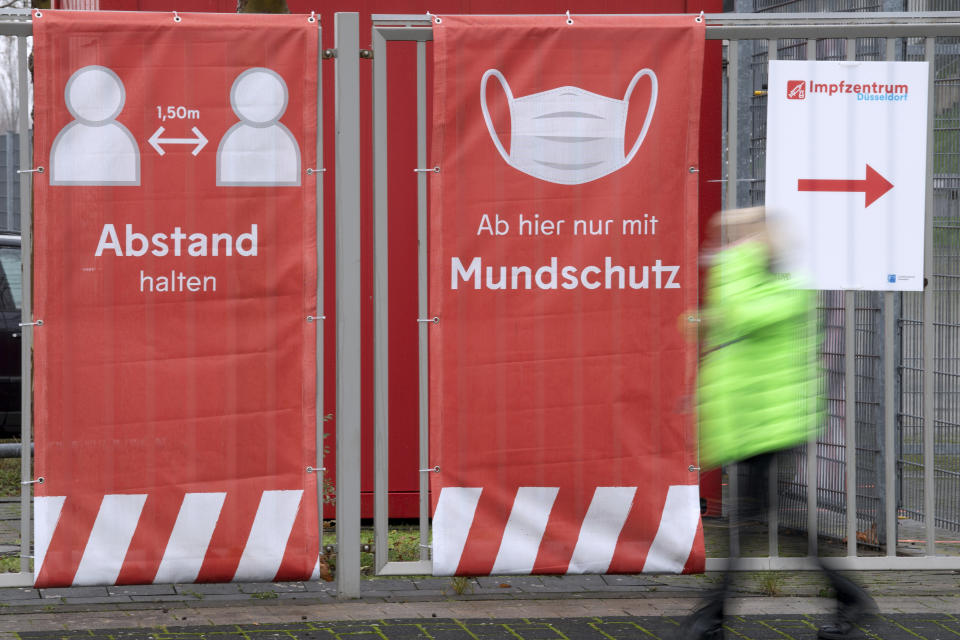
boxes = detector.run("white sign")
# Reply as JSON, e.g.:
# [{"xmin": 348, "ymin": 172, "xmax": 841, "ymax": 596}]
[{"xmin": 765, "ymin": 60, "xmax": 929, "ymax": 291}]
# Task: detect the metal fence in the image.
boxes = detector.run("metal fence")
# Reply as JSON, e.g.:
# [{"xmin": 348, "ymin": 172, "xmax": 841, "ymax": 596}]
[
  {"xmin": 0, "ymin": 132, "xmax": 23, "ymax": 233},
  {"xmin": 3, "ymin": 9, "xmax": 960, "ymax": 597}
]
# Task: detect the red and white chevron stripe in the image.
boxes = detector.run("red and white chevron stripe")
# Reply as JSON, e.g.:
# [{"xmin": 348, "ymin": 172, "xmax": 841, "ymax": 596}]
[
  {"xmin": 35, "ymin": 490, "xmax": 321, "ymax": 587},
  {"xmin": 432, "ymin": 485, "xmax": 701, "ymax": 576}
]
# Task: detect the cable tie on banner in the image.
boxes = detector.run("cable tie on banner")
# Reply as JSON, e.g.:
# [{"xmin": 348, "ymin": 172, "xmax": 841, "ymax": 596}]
[
  {"xmin": 306, "ymin": 466, "xmax": 326, "ymax": 473},
  {"xmin": 308, "ymin": 10, "xmax": 316, "ymax": 23},
  {"xmin": 426, "ymin": 11, "xmax": 441, "ymax": 24},
  {"xmin": 688, "ymin": 465, "xmax": 701, "ymax": 472},
  {"xmin": 414, "ymin": 166, "xmax": 440, "ymax": 173},
  {"xmin": 696, "ymin": 10, "xmax": 704, "ymax": 23},
  {"xmin": 687, "ymin": 316, "xmax": 701, "ymax": 323},
  {"xmin": 306, "ymin": 315, "xmax": 326, "ymax": 322},
  {"xmin": 22, "ymin": 477, "xmax": 44, "ymax": 485},
  {"xmin": 18, "ymin": 320, "xmax": 43, "ymax": 327},
  {"xmin": 34, "ymin": 9, "xmax": 42, "ymax": 18},
  {"xmin": 306, "ymin": 168, "xmax": 326, "ymax": 175},
  {"xmin": 688, "ymin": 166, "xmax": 699, "ymax": 174},
  {"xmin": 417, "ymin": 317, "xmax": 439, "ymax": 324},
  {"xmin": 17, "ymin": 167, "xmax": 43, "ymax": 174},
  {"xmin": 565, "ymin": 10, "xmax": 573, "ymax": 25},
  {"xmin": 172, "ymin": 11, "xmax": 181, "ymax": 23},
  {"xmin": 419, "ymin": 466, "xmax": 440, "ymax": 473},
  {"xmin": 419, "ymin": 544, "xmax": 432, "ymax": 549}
]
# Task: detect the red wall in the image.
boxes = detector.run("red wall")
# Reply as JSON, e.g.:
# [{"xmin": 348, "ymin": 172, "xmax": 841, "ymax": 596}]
[{"xmin": 97, "ymin": 0, "xmax": 723, "ymax": 519}]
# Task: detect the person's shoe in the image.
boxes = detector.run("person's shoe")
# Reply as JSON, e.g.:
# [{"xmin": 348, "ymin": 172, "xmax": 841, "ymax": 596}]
[
  {"xmin": 676, "ymin": 603, "xmax": 724, "ymax": 640},
  {"xmin": 817, "ymin": 620, "xmax": 860, "ymax": 640}
]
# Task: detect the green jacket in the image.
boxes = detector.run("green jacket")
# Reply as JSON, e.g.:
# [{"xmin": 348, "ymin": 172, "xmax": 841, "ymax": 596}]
[{"xmin": 698, "ymin": 239, "xmax": 823, "ymax": 469}]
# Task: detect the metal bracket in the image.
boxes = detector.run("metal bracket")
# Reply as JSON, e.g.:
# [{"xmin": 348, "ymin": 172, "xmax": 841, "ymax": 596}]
[
  {"xmin": 417, "ymin": 317, "xmax": 439, "ymax": 324},
  {"xmin": 322, "ymin": 49, "xmax": 337, "ymax": 60},
  {"xmin": 419, "ymin": 466, "xmax": 440, "ymax": 473},
  {"xmin": 18, "ymin": 320, "xmax": 43, "ymax": 327}
]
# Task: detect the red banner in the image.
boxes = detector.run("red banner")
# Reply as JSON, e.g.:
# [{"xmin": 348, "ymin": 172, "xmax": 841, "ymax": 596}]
[
  {"xmin": 430, "ymin": 15, "xmax": 705, "ymax": 575},
  {"xmin": 32, "ymin": 11, "xmax": 318, "ymax": 586}
]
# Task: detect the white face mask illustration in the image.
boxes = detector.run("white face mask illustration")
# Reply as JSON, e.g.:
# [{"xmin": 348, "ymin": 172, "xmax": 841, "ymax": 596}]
[{"xmin": 480, "ymin": 69, "xmax": 658, "ymax": 185}]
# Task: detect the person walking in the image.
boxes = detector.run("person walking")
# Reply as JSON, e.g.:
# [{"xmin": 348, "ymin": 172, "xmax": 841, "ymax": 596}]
[{"xmin": 679, "ymin": 207, "xmax": 875, "ymax": 640}]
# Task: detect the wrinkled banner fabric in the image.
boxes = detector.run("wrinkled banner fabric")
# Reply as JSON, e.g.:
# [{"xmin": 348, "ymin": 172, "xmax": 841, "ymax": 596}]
[
  {"xmin": 33, "ymin": 11, "xmax": 318, "ymax": 587},
  {"xmin": 430, "ymin": 15, "xmax": 705, "ymax": 576}
]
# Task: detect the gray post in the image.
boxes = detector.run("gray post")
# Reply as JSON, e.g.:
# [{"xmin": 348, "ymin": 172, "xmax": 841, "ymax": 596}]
[
  {"xmin": 844, "ymin": 39, "xmax": 858, "ymax": 560},
  {"xmin": 334, "ymin": 11, "xmax": 362, "ymax": 599},
  {"xmin": 313, "ymin": 16, "xmax": 326, "ymax": 576},
  {"xmin": 17, "ymin": 35, "xmax": 32, "ymax": 575},
  {"xmin": 883, "ymin": 37, "xmax": 898, "ymax": 559},
  {"xmin": 372, "ymin": 23, "xmax": 390, "ymax": 576},
  {"xmin": 806, "ymin": 38, "xmax": 818, "ymax": 558},
  {"xmin": 725, "ymin": 39, "xmax": 740, "ymax": 560},
  {"xmin": 922, "ymin": 36, "xmax": 936, "ymax": 557}
]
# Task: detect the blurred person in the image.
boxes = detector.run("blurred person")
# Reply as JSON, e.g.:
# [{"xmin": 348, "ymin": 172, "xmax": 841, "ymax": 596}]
[{"xmin": 678, "ymin": 207, "xmax": 875, "ymax": 640}]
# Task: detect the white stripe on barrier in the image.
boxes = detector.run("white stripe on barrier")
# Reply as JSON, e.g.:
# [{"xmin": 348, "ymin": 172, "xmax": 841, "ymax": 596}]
[
  {"xmin": 491, "ymin": 487, "xmax": 558, "ymax": 575},
  {"xmin": 232, "ymin": 490, "xmax": 303, "ymax": 582},
  {"xmin": 72, "ymin": 494, "xmax": 147, "ymax": 586},
  {"xmin": 153, "ymin": 492, "xmax": 226, "ymax": 585},
  {"xmin": 566, "ymin": 487, "xmax": 636, "ymax": 574},
  {"xmin": 432, "ymin": 487, "xmax": 482, "ymax": 576},
  {"xmin": 642, "ymin": 484, "xmax": 701, "ymax": 573},
  {"xmin": 34, "ymin": 495, "xmax": 66, "ymax": 579}
]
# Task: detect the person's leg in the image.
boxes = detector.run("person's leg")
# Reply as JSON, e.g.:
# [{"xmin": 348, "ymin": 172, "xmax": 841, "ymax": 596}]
[
  {"xmin": 676, "ymin": 454, "xmax": 774, "ymax": 639},
  {"xmin": 816, "ymin": 563, "xmax": 876, "ymax": 640}
]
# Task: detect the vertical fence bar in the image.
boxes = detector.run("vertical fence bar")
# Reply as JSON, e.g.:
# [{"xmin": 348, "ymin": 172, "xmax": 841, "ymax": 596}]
[
  {"xmin": 844, "ymin": 37, "xmax": 858, "ymax": 560},
  {"xmin": 806, "ymin": 37, "xmax": 819, "ymax": 558},
  {"xmin": 725, "ymin": 39, "xmax": 739, "ymax": 560},
  {"xmin": 371, "ymin": 24, "xmax": 389, "ymax": 576},
  {"xmin": 315, "ymin": 16, "xmax": 326, "ymax": 571},
  {"xmin": 767, "ymin": 38, "xmax": 779, "ymax": 561},
  {"xmin": 334, "ymin": 11, "xmax": 361, "ymax": 598},
  {"xmin": 923, "ymin": 35, "xmax": 936, "ymax": 557},
  {"xmin": 17, "ymin": 34, "xmax": 32, "ymax": 576},
  {"xmin": 883, "ymin": 36, "xmax": 897, "ymax": 558},
  {"xmin": 416, "ymin": 40, "xmax": 431, "ymax": 564}
]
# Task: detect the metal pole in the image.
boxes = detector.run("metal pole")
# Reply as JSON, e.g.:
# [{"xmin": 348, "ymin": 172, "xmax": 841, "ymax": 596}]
[
  {"xmin": 371, "ymin": 22, "xmax": 390, "ymax": 577},
  {"xmin": 334, "ymin": 11, "xmax": 361, "ymax": 598},
  {"xmin": 314, "ymin": 16, "xmax": 326, "ymax": 575},
  {"xmin": 844, "ymin": 37, "xmax": 858, "ymax": 560},
  {"xmin": 883, "ymin": 36, "xmax": 898, "ymax": 559},
  {"xmin": 922, "ymin": 36, "xmax": 936, "ymax": 557},
  {"xmin": 415, "ymin": 40, "xmax": 431, "ymax": 565},
  {"xmin": 17, "ymin": 34, "xmax": 32, "ymax": 576},
  {"xmin": 725, "ymin": 39, "xmax": 739, "ymax": 560},
  {"xmin": 766, "ymin": 39, "xmax": 779, "ymax": 561},
  {"xmin": 806, "ymin": 38, "xmax": 819, "ymax": 559}
]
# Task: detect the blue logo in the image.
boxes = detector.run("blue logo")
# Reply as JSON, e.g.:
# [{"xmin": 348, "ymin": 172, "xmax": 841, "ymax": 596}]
[{"xmin": 887, "ymin": 274, "xmax": 897, "ymax": 283}]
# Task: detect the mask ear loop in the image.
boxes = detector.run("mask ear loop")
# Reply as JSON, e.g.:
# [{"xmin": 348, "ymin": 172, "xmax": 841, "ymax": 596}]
[
  {"xmin": 622, "ymin": 69, "xmax": 659, "ymax": 165},
  {"xmin": 480, "ymin": 69, "xmax": 514, "ymax": 165}
]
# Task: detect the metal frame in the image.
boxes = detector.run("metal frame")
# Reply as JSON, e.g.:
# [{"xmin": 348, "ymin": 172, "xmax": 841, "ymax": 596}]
[
  {"xmin": 0, "ymin": 9, "xmax": 331, "ymax": 590},
  {"xmin": 366, "ymin": 11, "xmax": 960, "ymax": 583}
]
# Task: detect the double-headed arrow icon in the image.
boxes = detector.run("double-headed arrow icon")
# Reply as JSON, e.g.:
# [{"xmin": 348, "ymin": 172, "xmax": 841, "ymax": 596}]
[
  {"xmin": 148, "ymin": 126, "xmax": 208, "ymax": 156},
  {"xmin": 797, "ymin": 163, "xmax": 894, "ymax": 207}
]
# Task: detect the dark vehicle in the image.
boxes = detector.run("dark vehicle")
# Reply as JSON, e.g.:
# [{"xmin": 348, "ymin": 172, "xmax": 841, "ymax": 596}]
[{"xmin": 0, "ymin": 233, "xmax": 21, "ymax": 438}]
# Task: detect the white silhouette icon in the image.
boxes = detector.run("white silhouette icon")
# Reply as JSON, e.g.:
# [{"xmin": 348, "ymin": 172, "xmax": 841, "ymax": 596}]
[
  {"xmin": 50, "ymin": 65, "xmax": 140, "ymax": 186},
  {"xmin": 217, "ymin": 68, "xmax": 300, "ymax": 187},
  {"xmin": 480, "ymin": 69, "xmax": 658, "ymax": 185}
]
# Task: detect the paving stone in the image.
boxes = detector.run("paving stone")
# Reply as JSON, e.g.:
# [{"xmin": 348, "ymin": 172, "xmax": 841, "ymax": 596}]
[
  {"xmin": 0, "ymin": 586, "xmax": 41, "ymax": 601},
  {"xmin": 107, "ymin": 585, "xmax": 177, "ymax": 597},
  {"xmin": 173, "ymin": 583, "xmax": 243, "ymax": 596},
  {"xmin": 237, "ymin": 583, "xmax": 307, "ymax": 594},
  {"xmin": 39, "ymin": 586, "xmax": 111, "ymax": 599},
  {"xmin": 360, "ymin": 580, "xmax": 418, "ymax": 591}
]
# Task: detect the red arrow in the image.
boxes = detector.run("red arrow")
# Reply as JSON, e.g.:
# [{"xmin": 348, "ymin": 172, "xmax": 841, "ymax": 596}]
[{"xmin": 797, "ymin": 164, "xmax": 894, "ymax": 207}]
